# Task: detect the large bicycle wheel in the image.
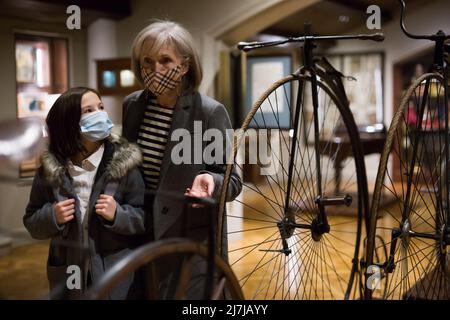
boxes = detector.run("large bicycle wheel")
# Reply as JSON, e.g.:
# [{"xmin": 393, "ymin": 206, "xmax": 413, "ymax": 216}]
[
  {"xmin": 219, "ymin": 74, "xmax": 368, "ymax": 300},
  {"xmin": 366, "ymin": 73, "xmax": 450, "ymax": 300},
  {"xmin": 87, "ymin": 238, "xmax": 244, "ymax": 300}
]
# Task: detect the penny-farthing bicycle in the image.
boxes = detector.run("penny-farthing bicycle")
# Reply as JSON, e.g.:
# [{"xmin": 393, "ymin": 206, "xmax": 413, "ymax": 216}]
[
  {"xmin": 219, "ymin": 25, "xmax": 384, "ymax": 300},
  {"xmin": 364, "ymin": 0, "xmax": 450, "ymax": 300}
]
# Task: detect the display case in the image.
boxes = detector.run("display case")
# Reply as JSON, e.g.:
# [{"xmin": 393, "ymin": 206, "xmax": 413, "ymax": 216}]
[
  {"xmin": 96, "ymin": 58, "xmax": 142, "ymax": 95},
  {"xmin": 15, "ymin": 33, "xmax": 69, "ymax": 178}
]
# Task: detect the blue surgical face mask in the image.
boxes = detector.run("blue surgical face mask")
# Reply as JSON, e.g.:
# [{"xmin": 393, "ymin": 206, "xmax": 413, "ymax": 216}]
[{"xmin": 79, "ymin": 111, "xmax": 113, "ymax": 142}]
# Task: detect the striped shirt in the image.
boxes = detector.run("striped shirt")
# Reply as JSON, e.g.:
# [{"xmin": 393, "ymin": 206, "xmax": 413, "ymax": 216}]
[{"xmin": 137, "ymin": 98, "xmax": 174, "ymax": 190}]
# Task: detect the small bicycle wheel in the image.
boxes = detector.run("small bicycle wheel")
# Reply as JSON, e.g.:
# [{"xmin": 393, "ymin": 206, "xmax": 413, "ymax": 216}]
[
  {"xmin": 87, "ymin": 238, "xmax": 244, "ymax": 300},
  {"xmin": 219, "ymin": 74, "xmax": 368, "ymax": 300},
  {"xmin": 366, "ymin": 73, "xmax": 450, "ymax": 300}
]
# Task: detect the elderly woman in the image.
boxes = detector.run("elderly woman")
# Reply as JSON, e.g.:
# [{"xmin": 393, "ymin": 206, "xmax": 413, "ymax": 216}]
[{"xmin": 122, "ymin": 20, "xmax": 241, "ymax": 298}]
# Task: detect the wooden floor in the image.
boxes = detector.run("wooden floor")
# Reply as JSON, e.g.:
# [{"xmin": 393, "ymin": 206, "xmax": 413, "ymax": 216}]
[
  {"xmin": 225, "ymin": 181, "xmax": 446, "ymax": 300},
  {"xmin": 0, "ymin": 241, "xmax": 49, "ymax": 299},
  {"xmin": 227, "ymin": 185, "xmax": 366, "ymax": 300},
  {"xmin": 0, "ymin": 228, "xmax": 363, "ymax": 300},
  {"xmin": 0, "ymin": 184, "xmax": 387, "ymax": 300},
  {"xmin": 0, "ymin": 181, "xmax": 446, "ymax": 299}
]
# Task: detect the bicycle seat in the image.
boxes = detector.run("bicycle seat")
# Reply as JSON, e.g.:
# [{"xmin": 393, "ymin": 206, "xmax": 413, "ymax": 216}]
[{"xmin": 0, "ymin": 118, "xmax": 44, "ymax": 163}]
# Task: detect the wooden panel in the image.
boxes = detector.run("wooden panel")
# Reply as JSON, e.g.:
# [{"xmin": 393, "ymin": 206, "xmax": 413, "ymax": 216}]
[{"xmin": 51, "ymin": 38, "xmax": 69, "ymax": 94}]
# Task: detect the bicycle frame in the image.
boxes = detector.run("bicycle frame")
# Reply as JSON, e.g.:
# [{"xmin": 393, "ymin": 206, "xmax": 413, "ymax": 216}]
[{"xmin": 285, "ymin": 25, "xmax": 355, "ymax": 244}]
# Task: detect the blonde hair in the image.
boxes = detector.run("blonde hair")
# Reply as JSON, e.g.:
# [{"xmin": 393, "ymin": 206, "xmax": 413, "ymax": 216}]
[{"xmin": 131, "ymin": 20, "xmax": 203, "ymax": 93}]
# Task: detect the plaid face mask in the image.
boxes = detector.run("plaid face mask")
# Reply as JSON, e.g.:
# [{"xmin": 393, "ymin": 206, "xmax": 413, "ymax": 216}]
[{"xmin": 141, "ymin": 65, "xmax": 183, "ymax": 96}]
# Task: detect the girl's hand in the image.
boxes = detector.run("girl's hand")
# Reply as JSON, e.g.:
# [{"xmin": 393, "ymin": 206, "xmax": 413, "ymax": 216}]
[
  {"xmin": 54, "ymin": 198, "xmax": 75, "ymax": 225},
  {"xmin": 95, "ymin": 194, "xmax": 117, "ymax": 222}
]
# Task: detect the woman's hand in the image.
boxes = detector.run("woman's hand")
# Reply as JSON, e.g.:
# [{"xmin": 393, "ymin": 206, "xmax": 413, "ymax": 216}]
[
  {"xmin": 185, "ymin": 173, "xmax": 215, "ymax": 198},
  {"xmin": 95, "ymin": 194, "xmax": 117, "ymax": 222},
  {"xmin": 54, "ymin": 198, "xmax": 75, "ymax": 225}
]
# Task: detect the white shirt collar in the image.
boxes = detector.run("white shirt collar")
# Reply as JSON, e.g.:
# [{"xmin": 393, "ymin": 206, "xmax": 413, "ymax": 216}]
[{"xmin": 68, "ymin": 144, "xmax": 105, "ymax": 173}]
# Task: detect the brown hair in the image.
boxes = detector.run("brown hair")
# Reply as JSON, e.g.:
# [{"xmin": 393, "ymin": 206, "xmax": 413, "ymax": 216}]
[{"xmin": 46, "ymin": 87, "xmax": 101, "ymax": 163}]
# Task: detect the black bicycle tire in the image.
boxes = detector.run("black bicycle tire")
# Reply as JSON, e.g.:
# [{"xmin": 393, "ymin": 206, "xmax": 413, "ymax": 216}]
[{"xmin": 87, "ymin": 238, "xmax": 244, "ymax": 300}]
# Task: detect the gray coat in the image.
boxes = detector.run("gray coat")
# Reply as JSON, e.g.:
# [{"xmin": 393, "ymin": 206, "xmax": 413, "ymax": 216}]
[
  {"xmin": 122, "ymin": 90, "xmax": 242, "ymax": 241},
  {"xmin": 122, "ymin": 90, "xmax": 242, "ymax": 298},
  {"xmin": 24, "ymin": 135, "xmax": 146, "ymax": 299}
]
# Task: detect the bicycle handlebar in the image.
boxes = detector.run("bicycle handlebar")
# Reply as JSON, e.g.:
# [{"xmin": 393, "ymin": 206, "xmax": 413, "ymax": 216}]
[
  {"xmin": 237, "ymin": 33, "xmax": 384, "ymax": 52},
  {"xmin": 399, "ymin": 0, "xmax": 450, "ymax": 41}
]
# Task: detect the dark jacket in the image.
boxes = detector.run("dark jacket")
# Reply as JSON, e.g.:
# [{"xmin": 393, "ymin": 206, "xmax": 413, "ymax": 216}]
[
  {"xmin": 24, "ymin": 134, "xmax": 146, "ymax": 299},
  {"xmin": 122, "ymin": 90, "xmax": 242, "ymax": 240}
]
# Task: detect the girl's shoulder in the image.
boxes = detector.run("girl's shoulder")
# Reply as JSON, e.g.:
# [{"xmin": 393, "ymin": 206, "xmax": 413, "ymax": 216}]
[
  {"xmin": 38, "ymin": 150, "xmax": 66, "ymax": 185},
  {"xmin": 104, "ymin": 134, "xmax": 142, "ymax": 181}
]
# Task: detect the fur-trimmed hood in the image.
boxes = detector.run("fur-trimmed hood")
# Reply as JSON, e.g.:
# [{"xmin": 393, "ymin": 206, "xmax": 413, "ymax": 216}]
[{"xmin": 41, "ymin": 134, "xmax": 142, "ymax": 185}]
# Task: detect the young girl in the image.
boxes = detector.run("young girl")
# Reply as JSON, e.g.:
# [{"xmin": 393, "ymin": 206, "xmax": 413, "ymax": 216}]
[{"xmin": 24, "ymin": 87, "xmax": 146, "ymax": 299}]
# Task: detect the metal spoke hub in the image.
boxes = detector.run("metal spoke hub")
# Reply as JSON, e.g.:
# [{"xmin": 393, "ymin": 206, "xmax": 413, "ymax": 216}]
[
  {"xmin": 401, "ymin": 219, "xmax": 411, "ymax": 237},
  {"xmin": 277, "ymin": 207, "xmax": 297, "ymax": 239},
  {"xmin": 311, "ymin": 217, "xmax": 330, "ymax": 242}
]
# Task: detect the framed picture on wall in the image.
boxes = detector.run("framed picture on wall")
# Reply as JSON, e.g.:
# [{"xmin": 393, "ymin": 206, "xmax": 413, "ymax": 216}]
[
  {"xmin": 244, "ymin": 55, "xmax": 292, "ymax": 129},
  {"xmin": 17, "ymin": 91, "xmax": 60, "ymax": 119},
  {"xmin": 324, "ymin": 52, "xmax": 384, "ymax": 126}
]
